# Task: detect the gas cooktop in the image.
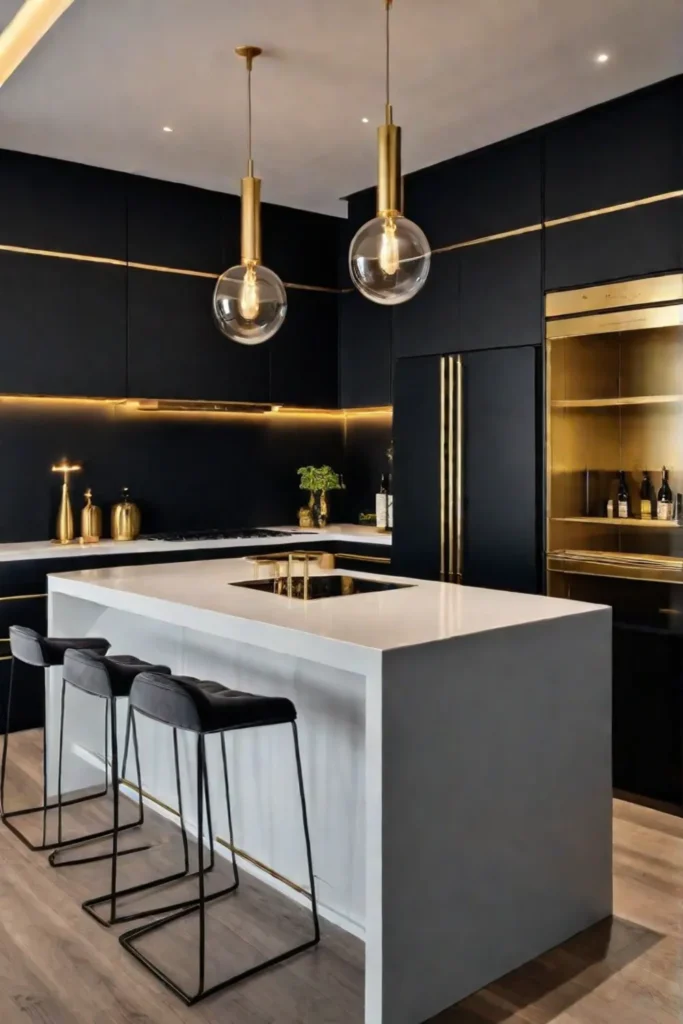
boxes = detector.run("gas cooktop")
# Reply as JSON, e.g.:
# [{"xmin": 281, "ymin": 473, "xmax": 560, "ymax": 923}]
[{"xmin": 141, "ymin": 528, "xmax": 311, "ymax": 542}]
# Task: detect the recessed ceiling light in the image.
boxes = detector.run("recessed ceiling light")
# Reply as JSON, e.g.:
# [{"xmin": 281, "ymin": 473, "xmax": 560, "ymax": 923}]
[
  {"xmin": 162, "ymin": 125, "xmax": 174, "ymax": 132},
  {"xmin": 361, "ymin": 117, "xmax": 369, "ymax": 123},
  {"xmin": 595, "ymin": 53, "xmax": 609, "ymax": 63}
]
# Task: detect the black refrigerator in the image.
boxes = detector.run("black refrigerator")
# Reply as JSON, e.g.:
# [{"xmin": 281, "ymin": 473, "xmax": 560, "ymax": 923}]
[{"xmin": 392, "ymin": 345, "xmax": 542, "ymax": 593}]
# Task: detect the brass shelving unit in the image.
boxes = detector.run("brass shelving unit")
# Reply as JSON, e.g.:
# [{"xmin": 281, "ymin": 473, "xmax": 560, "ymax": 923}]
[{"xmin": 546, "ymin": 274, "xmax": 683, "ymax": 601}]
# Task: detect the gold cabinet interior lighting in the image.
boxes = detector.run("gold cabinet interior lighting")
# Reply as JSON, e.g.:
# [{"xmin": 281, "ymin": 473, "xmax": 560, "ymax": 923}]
[{"xmin": 213, "ymin": 46, "xmax": 287, "ymax": 345}]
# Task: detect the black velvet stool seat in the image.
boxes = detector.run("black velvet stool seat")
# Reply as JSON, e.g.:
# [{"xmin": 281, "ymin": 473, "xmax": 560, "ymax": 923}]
[
  {"xmin": 118, "ymin": 670, "xmax": 320, "ymax": 1006},
  {"xmin": 0, "ymin": 625, "xmax": 110, "ymax": 851},
  {"xmin": 51, "ymin": 649, "xmax": 173, "ymax": 926}
]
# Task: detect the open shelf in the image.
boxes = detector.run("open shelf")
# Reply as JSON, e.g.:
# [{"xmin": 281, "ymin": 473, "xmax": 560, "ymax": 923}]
[
  {"xmin": 552, "ymin": 516, "xmax": 680, "ymax": 529},
  {"xmin": 551, "ymin": 395, "xmax": 683, "ymax": 409}
]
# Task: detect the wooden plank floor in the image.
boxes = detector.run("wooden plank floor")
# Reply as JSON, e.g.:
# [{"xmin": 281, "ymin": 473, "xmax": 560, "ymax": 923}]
[{"xmin": 1, "ymin": 731, "xmax": 682, "ymax": 1023}]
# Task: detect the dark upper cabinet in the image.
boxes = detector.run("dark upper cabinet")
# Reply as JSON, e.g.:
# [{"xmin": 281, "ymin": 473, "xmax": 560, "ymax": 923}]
[
  {"xmin": 392, "ymin": 249, "xmax": 459, "ymax": 359},
  {"xmin": 405, "ymin": 134, "xmax": 542, "ymax": 250},
  {"xmin": 127, "ymin": 175, "xmax": 225, "ymax": 273},
  {"xmin": 270, "ymin": 289, "xmax": 338, "ymax": 408},
  {"xmin": 545, "ymin": 198, "xmax": 683, "ymax": 290},
  {"xmin": 0, "ymin": 250, "xmax": 126, "ymax": 397},
  {"xmin": 545, "ymin": 78, "xmax": 682, "ymax": 220},
  {"xmin": 339, "ymin": 289, "xmax": 392, "ymax": 408},
  {"xmin": 127, "ymin": 268, "xmax": 269, "ymax": 401},
  {"xmin": 261, "ymin": 202, "xmax": 338, "ymax": 290},
  {"xmin": 459, "ymin": 231, "xmax": 542, "ymax": 349},
  {"xmin": 0, "ymin": 149, "xmax": 126, "ymax": 260}
]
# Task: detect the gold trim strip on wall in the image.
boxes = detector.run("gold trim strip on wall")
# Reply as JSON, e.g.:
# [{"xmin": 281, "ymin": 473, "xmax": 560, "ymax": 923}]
[
  {"xmin": 1, "ymin": 189, "xmax": 681, "ymax": 283},
  {"xmin": 0, "ymin": 243, "xmax": 126, "ymax": 267},
  {"xmin": 0, "ymin": 592, "xmax": 47, "ymax": 602},
  {"xmin": 0, "ymin": 655, "xmax": 12, "ymax": 662},
  {"xmin": 546, "ymin": 304, "xmax": 683, "ymax": 339},
  {"xmin": 432, "ymin": 223, "xmax": 542, "ymax": 255},
  {"xmin": 122, "ymin": 778, "xmax": 312, "ymax": 900},
  {"xmin": 544, "ymin": 189, "xmax": 683, "ymax": 228},
  {"xmin": 439, "ymin": 357, "xmax": 447, "ymax": 580},
  {"xmin": 545, "ymin": 273, "xmax": 683, "ymax": 318}
]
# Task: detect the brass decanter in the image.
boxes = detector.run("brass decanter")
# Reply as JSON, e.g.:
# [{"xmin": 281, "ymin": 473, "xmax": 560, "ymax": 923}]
[
  {"xmin": 111, "ymin": 487, "xmax": 141, "ymax": 541},
  {"xmin": 80, "ymin": 489, "xmax": 102, "ymax": 544},
  {"xmin": 51, "ymin": 460, "xmax": 82, "ymax": 544}
]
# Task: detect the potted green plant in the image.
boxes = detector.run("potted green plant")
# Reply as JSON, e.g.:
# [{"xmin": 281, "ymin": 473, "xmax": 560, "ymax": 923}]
[{"xmin": 297, "ymin": 465, "xmax": 345, "ymax": 527}]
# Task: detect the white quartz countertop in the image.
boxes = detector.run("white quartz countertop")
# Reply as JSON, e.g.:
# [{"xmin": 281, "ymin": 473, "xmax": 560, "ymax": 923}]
[
  {"xmin": 0, "ymin": 524, "xmax": 389, "ymax": 563},
  {"xmin": 48, "ymin": 555, "xmax": 606, "ymax": 656}
]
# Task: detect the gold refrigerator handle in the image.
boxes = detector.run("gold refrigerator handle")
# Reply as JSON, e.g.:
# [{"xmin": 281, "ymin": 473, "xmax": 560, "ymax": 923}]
[
  {"xmin": 439, "ymin": 357, "xmax": 447, "ymax": 580},
  {"xmin": 454, "ymin": 355, "xmax": 463, "ymax": 583}
]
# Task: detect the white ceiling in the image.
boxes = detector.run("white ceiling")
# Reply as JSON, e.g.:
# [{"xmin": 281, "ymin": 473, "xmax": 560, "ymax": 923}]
[{"xmin": 0, "ymin": 0, "xmax": 681, "ymax": 217}]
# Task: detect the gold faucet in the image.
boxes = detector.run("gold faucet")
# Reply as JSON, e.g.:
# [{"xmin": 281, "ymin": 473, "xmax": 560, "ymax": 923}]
[{"xmin": 51, "ymin": 460, "xmax": 82, "ymax": 544}]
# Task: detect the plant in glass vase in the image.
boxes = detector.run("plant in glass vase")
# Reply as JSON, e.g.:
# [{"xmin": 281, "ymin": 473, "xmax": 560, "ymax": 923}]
[{"xmin": 297, "ymin": 465, "xmax": 345, "ymax": 527}]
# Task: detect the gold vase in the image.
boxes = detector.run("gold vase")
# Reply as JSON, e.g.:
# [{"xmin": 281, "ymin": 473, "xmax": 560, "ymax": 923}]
[
  {"xmin": 80, "ymin": 489, "xmax": 102, "ymax": 543},
  {"xmin": 51, "ymin": 460, "xmax": 82, "ymax": 544},
  {"xmin": 111, "ymin": 487, "xmax": 141, "ymax": 541}
]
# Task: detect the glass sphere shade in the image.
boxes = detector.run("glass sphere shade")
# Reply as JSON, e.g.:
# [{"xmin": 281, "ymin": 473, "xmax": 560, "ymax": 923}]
[
  {"xmin": 349, "ymin": 215, "xmax": 431, "ymax": 305},
  {"xmin": 213, "ymin": 263, "xmax": 287, "ymax": 345}
]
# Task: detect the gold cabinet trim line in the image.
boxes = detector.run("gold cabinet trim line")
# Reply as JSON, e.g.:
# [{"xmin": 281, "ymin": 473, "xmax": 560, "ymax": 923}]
[
  {"xmin": 0, "ymin": 592, "xmax": 47, "ymax": 602},
  {"xmin": 546, "ymin": 304, "xmax": 683, "ymax": 339},
  {"xmin": 544, "ymin": 189, "xmax": 683, "ymax": 228}
]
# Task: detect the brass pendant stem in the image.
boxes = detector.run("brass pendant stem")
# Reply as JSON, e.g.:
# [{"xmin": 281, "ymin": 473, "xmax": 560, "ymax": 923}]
[
  {"xmin": 377, "ymin": 122, "xmax": 402, "ymax": 217},
  {"xmin": 241, "ymin": 175, "xmax": 262, "ymax": 265}
]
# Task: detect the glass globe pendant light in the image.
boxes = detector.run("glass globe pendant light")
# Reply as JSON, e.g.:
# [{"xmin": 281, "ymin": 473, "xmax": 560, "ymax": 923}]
[
  {"xmin": 349, "ymin": 0, "xmax": 431, "ymax": 306},
  {"xmin": 213, "ymin": 46, "xmax": 287, "ymax": 344}
]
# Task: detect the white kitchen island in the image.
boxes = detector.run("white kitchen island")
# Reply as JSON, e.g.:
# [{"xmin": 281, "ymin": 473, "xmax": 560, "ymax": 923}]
[{"xmin": 47, "ymin": 557, "xmax": 612, "ymax": 1024}]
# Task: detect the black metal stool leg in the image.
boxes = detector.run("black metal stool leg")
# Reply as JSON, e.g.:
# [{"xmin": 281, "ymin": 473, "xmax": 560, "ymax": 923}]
[
  {"xmin": 49, "ymin": 695, "xmax": 151, "ymax": 869},
  {"xmin": 119, "ymin": 722, "xmax": 318, "ymax": 1007},
  {"xmin": 220, "ymin": 732, "xmax": 239, "ymax": 887},
  {"xmin": 82, "ymin": 722, "xmax": 218, "ymax": 927},
  {"xmin": 1, "ymin": 663, "xmax": 111, "ymax": 852}
]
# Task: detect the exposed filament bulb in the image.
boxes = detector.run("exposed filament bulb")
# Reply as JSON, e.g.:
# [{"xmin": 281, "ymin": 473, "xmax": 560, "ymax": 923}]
[
  {"xmin": 239, "ymin": 261, "xmax": 260, "ymax": 320},
  {"xmin": 379, "ymin": 216, "xmax": 400, "ymax": 276}
]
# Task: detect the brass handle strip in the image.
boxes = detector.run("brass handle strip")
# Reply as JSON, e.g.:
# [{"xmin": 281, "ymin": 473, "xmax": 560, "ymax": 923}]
[
  {"xmin": 336, "ymin": 552, "xmax": 391, "ymax": 564},
  {"xmin": 0, "ymin": 592, "xmax": 47, "ymax": 602},
  {"xmin": 455, "ymin": 355, "xmax": 464, "ymax": 584},
  {"xmin": 439, "ymin": 357, "xmax": 447, "ymax": 580},
  {"xmin": 447, "ymin": 356, "xmax": 455, "ymax": 580},
  {"xmin": 0, "ymin": 655, "xmax": 12, "ymax": 662}
]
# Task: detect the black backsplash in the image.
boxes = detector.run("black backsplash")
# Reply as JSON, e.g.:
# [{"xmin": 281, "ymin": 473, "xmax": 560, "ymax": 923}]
[{"xmin": 0, "ymin": 401, "xmax": 391, "ymax": 542}]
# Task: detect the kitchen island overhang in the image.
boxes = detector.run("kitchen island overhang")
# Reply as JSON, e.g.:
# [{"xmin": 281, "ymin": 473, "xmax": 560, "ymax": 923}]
[{"xmin": 47, "ymin": 558, "xmax": 612, "ymax": 1024}]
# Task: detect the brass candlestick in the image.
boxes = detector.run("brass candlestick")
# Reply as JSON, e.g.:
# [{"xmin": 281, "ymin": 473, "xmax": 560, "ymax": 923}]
[{"xmin": 51, "ymin": 460, "xmax": 82, "ymax": 544}]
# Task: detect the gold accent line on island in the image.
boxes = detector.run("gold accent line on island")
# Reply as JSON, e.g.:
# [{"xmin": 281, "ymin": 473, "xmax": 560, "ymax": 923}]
[
  {"xmin": 0, "ymin": 592, "xmax": 48, "ymax": 602},
  {"xmin": 121, "ymin": 778, "xmax": 312, "ymax": 900}
]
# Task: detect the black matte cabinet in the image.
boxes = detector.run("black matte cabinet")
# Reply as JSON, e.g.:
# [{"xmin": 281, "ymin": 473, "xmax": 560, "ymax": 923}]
[
  {"xmin": 393, "ymin": 346, "xmax": 540, "ymax": 593},
  {"xmin": 0, "ymin": 250, "xmax": 127, "ymax": 397},
  {"xmin": 545, "ymin": 199, "xmax": 683, "ymax": 290},
  {"xmin": 0, "ymin": 150, "xmax": 126, "ymax": 260},
  {"xmin": 270, "ymin": 289, "xmax": 338, "ymax": 408},
  {"xmin": 459, "ymin": 232, "xmax": 542, "ymax": 350},
  {"xmin": 338, "ymin": 289, "xmax": 392, "ymax": 408},
  {"xmin": 392, "ymin": 249, "xmax": 459, "ymax": 359},
  {"xmin": 127, "ymin": 175, "xmax": 226, "ymax": 273},
  {"xmin": 127, "ymin": 268, "xmax": 269, "ymax": 401}
]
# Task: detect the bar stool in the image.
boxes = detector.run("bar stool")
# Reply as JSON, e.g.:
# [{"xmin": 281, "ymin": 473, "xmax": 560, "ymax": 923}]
[
  {"xmin": 68, "ymin": 650, "xmax": 218, "ymax": 928},
  {"xmin": 118, "ymin": 670, "xmax": 320, "ymax": 1006},
  {"xmin": 48, "ymin": 649, "xmax": 172, "ymax": 884},
  {"xmin": 0, "ymin": 625, "xmax": 110, "ymax": 851}
]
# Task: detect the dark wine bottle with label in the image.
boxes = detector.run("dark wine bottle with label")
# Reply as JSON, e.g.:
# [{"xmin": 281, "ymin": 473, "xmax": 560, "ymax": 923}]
[
  {"xmin": 639, "ymin": 471, "xmax": 654, "ymax": 520},
  {"xmin": 657, "ymin": 466, "xmax": 673, "ymax": 521},
  {"xmin": 617, "ymin": 471, "xmax": 630, "ymax": 519}
]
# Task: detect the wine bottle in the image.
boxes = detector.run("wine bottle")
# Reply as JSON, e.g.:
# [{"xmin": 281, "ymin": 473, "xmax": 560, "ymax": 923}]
[
  {"xmin": 376, "ymin": 474, "xmax": 389, "ymax": 532},
  {"xmin": 657, "ymin": 466, "xmax": 673, "ymax": 521},
  {"xmin": 617, "ymin": 471, "xmax": 630, "ymax": 519},
  {"xmin": 639, "ymin": 471, "xmax": 654, "ymax": 520}
]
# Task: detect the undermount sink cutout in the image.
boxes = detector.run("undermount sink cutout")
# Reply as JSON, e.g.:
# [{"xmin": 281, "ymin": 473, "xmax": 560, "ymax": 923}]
[{"xmin": 231, "ymin": 574, "xmax": 414, "ymax": 600}]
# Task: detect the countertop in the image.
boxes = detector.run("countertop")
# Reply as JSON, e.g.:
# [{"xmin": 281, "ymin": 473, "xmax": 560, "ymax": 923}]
[
  {"xmin": 0, "ymin": 524, "xmax": 390, "ymax": 563},
  {"xmin": 48, "ymin": 555, "xmax": 605, "ymax": 655}
]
